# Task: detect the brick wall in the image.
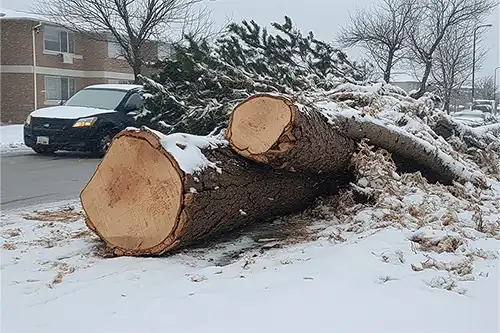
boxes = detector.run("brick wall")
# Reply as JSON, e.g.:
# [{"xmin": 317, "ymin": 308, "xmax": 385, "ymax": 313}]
[
  {"xmin": 84, "ymin": 78, "xmax": 107, "ymax": 86},
  {"xmin": 1, "ymin": 73, "xmax": 34, "ymax": 124},
  {"xmin": 1, "ymin": 20, "xmax": 135, "ymax": 73},
  {"xmin": 0, "ymin": 20, "xmax": 33, "ymax": 65}
]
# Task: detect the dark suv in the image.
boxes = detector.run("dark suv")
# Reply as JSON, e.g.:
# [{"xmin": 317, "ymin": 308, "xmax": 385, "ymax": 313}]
[{"xmin": 24, "ymin": 84, "xmax": 144, "ymax": 155}]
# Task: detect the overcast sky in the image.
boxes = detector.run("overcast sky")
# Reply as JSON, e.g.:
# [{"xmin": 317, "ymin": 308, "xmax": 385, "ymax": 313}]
[{"xmin": 2, "ymin": 0, "xmax": 499, "ymax": 81}]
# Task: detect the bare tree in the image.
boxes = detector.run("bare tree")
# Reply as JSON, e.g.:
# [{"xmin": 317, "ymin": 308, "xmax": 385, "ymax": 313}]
[
  {"xmin": 406, "ymin": 0, "xmax": 497, "ymax": 99},
  {"xmin": 430, "ymin": 20, "xmax": 487, "ymax": 112},
  {"xmin": 475, "ymin": 75, "xmax": 496, "ymax": 99},
  {"xmin": 33, "ymin": 0, "xmax": 214, "ymax": 81},
  {"xmin": 354, "ymin": 60, "xmax": 381, "ymax": 82},
  {"xmin": 337, "ymin": 0, "xmax": 420, "ymax": 83}
]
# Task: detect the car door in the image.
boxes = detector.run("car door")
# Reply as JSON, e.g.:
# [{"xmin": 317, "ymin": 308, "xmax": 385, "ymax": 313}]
[{"xmin": 119, "ymin": 91, "xmax": 145, "ymax": 127}]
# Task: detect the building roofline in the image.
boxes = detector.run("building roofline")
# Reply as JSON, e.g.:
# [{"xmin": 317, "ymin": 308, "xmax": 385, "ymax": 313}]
[{"xmin": 0, "ymin": 7, "xmax": 49, "ymax": 23}]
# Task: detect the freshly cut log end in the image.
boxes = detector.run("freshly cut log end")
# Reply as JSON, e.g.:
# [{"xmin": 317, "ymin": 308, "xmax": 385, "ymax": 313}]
[
  {"xmin": 81, "ymin": 130, "xmax": 184, "ymax": 256},
  {"xmin": 227, "ymin": 94, "xmax": 294, "ymax": 158},
  {"xmin": 226, "ymin": 93, "xmax": 356, "ymax": 173}
]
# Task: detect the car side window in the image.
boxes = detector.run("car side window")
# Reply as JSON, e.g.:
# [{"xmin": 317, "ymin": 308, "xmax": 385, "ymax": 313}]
[{"xmin": 124, "ymin": 93, "xmax": 144, "ymax": 111}]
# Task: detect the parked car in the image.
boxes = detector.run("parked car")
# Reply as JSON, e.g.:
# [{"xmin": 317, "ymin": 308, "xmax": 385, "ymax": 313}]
[
  {"xmin": 24, "ymin": 84, "xmax": 145, "ymax": 155},
  {"xmin": 471, "ymin": 99, "xmax": 496, "ymax": 115}
]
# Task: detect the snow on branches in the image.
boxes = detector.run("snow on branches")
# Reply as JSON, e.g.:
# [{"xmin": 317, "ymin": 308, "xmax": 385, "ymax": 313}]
[
  {"xmin": 136, "ymin": 15, "xmax": 499, "ymax": 187},
  {"xmin": 136, "ymin": 16, "xmax": 364, "ymax": 135}
]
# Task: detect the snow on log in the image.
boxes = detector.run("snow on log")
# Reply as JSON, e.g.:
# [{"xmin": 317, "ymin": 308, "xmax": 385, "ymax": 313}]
[
  {"xmin": 432, "ymin": 113, "xmax": 500, "ymax": 149},
  {"xmin": 80, "ymin": 127, "xmax": 344, "ymax": 256},
  {"xmin": 315, "ymin": 102, "xmax": 486, "ymax": 187},
  {"xmin": 225, "ymin": 93, "xmax": 356, "ymax": 173}
]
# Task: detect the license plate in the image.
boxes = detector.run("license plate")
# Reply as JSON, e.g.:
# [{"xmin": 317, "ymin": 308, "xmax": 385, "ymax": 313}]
[{"xmin": 36, "ymin": 136, "xmax": 50, "ymax": 145}]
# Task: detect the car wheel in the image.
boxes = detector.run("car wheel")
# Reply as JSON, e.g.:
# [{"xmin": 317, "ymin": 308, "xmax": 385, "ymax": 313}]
[
  {"xmin": 94, "ymin": 132, "xmax": 115, "ymax": 156},
  {"xmin": 33, "ymin": 147, "xmax": 56, "ymax": 155}
]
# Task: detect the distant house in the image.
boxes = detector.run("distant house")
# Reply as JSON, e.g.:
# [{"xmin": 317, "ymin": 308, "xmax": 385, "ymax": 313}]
[
  {"xmin": 0, "ymin": 7, "xmax": 171, "ymax": 123},
  {"xmin": 388, "ymin": 72, "xmax": 421, "ymax": 93}
]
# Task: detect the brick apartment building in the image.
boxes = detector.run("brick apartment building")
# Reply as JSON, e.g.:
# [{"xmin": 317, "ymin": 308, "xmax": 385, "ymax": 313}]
[{"xmin": 1, "ymin": 8, "xmax": 168, "ymax": 123}]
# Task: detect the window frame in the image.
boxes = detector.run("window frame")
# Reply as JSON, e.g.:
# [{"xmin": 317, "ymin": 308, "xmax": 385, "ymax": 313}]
[
  {"xmin": 157, "ymin": 42, "xmax": 172, "ymax": 60},
  {"xmin": 44, "ymin": 76, "xmax": 76, "ymax": 105},
  {"xmin": 107, "ymin": 40, "xmax": 126, "ymax": 59},
  {"xmin": 43, "ymin": 25, "xmax": 75, "ymax": 54}
]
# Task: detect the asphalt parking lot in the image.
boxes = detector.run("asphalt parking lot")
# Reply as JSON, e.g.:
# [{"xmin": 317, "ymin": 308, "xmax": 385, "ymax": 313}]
[{"xmin": 1, "ymin": 151, "xmax": 101, "ymax": 211}]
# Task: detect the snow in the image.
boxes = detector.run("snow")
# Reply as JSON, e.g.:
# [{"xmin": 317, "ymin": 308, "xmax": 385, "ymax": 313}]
[
  {"xmin": 87, "ymin": 84, "xmax": 143, "ymax": 91},
  {"xmin": 332, "ymin": 82, "xmax": 385, "ymax": 94},
  {"xmin": 29, "ymin": 106, "xmax": 116, "ymax": 119},
  {"xmin": 2, "ymin": 99, "xmax": 499, "ymax": 331},
  {"xmin": 0, "ymin": 124, "xmax": 28, "ymax": 153},
  {"xmin": 0, "ymin": 7, "xmax": 48, "ymax": 21},
  {"xmin": 2, "ymin": 33, "xmax": 499, "ymax": 332},
  {"xmin": 128, "ymin": 127, "xmax": 228, "ymax": 174},
  {"xmin": 1, "ymin": 195, "xmax": 498, "ymax": 333},
  {"xmin": 314, "ymin": 101, "xmax": 483, "ymax": 185}
]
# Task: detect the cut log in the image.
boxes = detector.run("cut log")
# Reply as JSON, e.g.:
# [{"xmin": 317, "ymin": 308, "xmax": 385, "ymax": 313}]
[
  {"xmin": 80, "ymin": 127, "xmax": 346, "ymax": 256},
  {"xmin": 226, "ymin": 93, "xmax": 484, "ymax": 186},
  {"xmin": 226, "ymin": 93, "xmax": 356, "ymax": 173}
]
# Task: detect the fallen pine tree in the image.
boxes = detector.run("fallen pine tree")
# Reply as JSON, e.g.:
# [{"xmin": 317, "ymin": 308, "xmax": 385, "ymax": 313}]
[
  {"xmin": 136, "ymin": 16, "xmax": 364, "ymax": 135},
  {"xmin": 81, "ymin": 127, "xmax": 350, "ymax": 256},
  {"xmin": 319, "ymin": 82, "xmax": 500, "ymax": 151},
  {"xmin": 226, "ymin": 93, "xmax": 486, "ymax": 187},
  {"xmin": 81, "ymin": 93, "xmax": 494, "ymax": 256},
  {"xmin": 78, "ymin": 18, "xmax": 499, "ymax": 257},
  {"xmin": 431, "ymin": 113, "xmax": 500, "ymax": 149}
]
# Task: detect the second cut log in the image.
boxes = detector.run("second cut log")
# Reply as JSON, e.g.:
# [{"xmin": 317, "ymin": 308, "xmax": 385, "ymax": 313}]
[{"xmin": 226, "ymin": 93, "xmax": 356, "ymax": 173}]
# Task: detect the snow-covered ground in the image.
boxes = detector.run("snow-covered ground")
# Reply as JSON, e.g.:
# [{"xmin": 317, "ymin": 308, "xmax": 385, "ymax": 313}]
[
  {"xmin": 0, "ymin": 124, "xmax": 29, "ymax": 153},
  {"xmin": 2, "ymin": 193, "xmax": 498, "ymax": 333}
]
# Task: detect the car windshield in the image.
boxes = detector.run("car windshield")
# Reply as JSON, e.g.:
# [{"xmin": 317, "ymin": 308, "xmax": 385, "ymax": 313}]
[{"xmin": 64, "ymin": 88, "xmax": 128, "ymax": 110}]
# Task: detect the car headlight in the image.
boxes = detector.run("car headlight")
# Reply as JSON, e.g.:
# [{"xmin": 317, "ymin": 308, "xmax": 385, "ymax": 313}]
[
  {"xmin": 25, "ymin": 114, "xmax": 32, "ymax": 125},
  {"xmin": 73, "ymin": 117, "xmax": 97, "ymax": 127}
]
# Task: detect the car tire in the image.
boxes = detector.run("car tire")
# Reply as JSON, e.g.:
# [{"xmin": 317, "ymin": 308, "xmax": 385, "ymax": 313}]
[
  {"xmin": 33, "ymin": 147, "xmax": 56, "ymax": 155},
  {"xmin": 93, "ymin": 129, "xmax": 118, "ymax": 157}
]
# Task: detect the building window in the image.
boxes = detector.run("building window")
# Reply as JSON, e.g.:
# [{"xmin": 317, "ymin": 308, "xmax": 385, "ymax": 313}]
[
  {"xmin": 45, "ymin": 76, "xmax": 76, "ymax": 103},
  {"xmin": 157, "ymin": 42, "xmax": 172, "ymax": 60},
  {"xmin": 108, "ymin": 41, "xmax": 125, "ymax": 58},
  {"xmin": 44, "ymin": 25, "xmax": 75, "ymax": 53}
]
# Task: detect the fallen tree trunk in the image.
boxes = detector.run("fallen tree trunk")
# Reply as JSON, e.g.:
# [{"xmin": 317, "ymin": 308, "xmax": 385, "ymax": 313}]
[
  {"xmin": 226, "ymin": 93, "xmax": 356, "ymax": 173},
  {"xmin": 318, "ymin": 106, "xmax": 485, "ymax": 187},
  {"xmin": 81, "ymin": 127, "xmax": 346, "ymax": 256},
  {"xmin": 226, "ymin": 94, "xmax": 484, "ymax": 186},
  {"xmin": 431, "ymin": 113, "xmax": 500, "ymax": 149}
]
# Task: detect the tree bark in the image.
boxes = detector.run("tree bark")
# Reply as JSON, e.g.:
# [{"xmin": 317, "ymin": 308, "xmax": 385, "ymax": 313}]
[
  {"xmin": 441, "ymin": 87, "xmax": 451, "ymax": 113},
  {"xmin": 226, "ymin": 93, "xmax": 357, "ymax": 173},
  {"xmin": 330, "ymin": 111, "xmax": 485, "ymax": 186},
  {"xmin": 132, "ymin": 63, "xmax": 142, "ymax": 83},
  {"xmin": 383, "ymin": 51, "xmax": 394, "ymax": 83},
  {"xmin": 80, "ymin": 127, "xmax": 346, "ymax": 256},
  {"xmin": 431, "ymin": 113, "xmax": 500, "ymax": 149},
  {"xmin": 227, "ymin": 93, "xmax": 485, "ymax": 186},
  {"xmin": 411, "ymin": 60, "xmax": 432, "ymax": 99}
]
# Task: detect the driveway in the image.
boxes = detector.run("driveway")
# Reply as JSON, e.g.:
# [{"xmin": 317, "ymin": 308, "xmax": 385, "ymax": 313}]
[{"xmin": 1, "ymin": 151, "xmax": 101, "ymax": 211}]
